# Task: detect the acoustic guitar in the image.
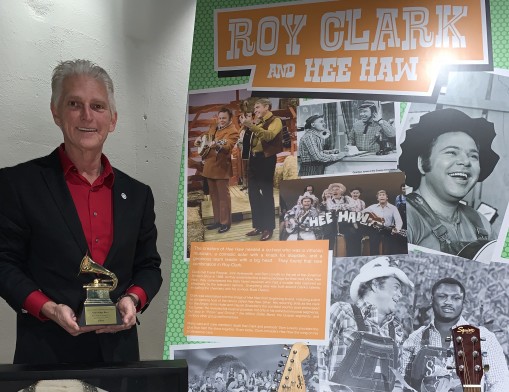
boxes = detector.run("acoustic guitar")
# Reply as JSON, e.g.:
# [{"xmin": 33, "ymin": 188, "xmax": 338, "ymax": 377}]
[
  {"xmin": 456, "ymin": 240, "xmax": 496, "ymax": 262},
  {"xmin": 450, "ymin": 325, "xmax": 487, "ymax": 392},
  {"xmin": 360, "ymin": 212, "xmax": 407, "ymax": 238}
]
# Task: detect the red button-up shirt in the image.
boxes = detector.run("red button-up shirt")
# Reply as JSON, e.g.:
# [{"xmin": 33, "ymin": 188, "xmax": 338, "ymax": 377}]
[{"xmin": 23, "ymin": 145, "xmax": 146, "ymax": 320}]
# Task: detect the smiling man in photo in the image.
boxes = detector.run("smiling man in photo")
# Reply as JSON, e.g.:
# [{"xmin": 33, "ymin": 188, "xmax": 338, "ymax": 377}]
[
  {"xmin": 396, "ymin": 277, "xmax": 508, "ymax": 392},
  {"xmin": 399, "ymin": 108, "xmax": 499, "ymax": 255}
]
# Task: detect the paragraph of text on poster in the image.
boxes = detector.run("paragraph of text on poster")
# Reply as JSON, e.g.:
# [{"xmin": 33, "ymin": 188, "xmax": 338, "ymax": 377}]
[{"xmin": 184, "ymin": 240, "xmax": 329, "ymax": 342}]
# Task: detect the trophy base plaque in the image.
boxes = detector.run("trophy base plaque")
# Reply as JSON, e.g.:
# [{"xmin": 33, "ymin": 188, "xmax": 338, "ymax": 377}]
[
  {"xmin": 78, "ymin": 303, "xmax": 122, "ymax": 327},
  {"xmin": 78, "ymin": 283, "xmax": 123, "ymax": 327}
]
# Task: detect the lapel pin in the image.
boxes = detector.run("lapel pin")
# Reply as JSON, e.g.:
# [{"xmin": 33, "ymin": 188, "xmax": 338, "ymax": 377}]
[{"xmin": 121, "ymin": 193, "xmax": 127, "ymax": 199}]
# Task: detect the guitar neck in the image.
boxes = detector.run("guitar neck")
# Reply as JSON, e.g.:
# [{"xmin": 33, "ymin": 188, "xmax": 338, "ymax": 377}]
[{"xmin": 463, "ymin": 387, "xmax": 481, "ymax": 392}]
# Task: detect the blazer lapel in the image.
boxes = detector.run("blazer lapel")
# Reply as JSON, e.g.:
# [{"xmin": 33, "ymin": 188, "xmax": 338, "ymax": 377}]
[
  {"xmin": 40, "ymin": 152, "xmax": 88, "ymax": 255},
  {"xmin": 106, "ymin": 170, "xmax": 130, "ymax": 264}
]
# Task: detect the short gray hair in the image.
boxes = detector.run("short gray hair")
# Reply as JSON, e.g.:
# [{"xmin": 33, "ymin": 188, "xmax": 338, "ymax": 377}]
[
  {"xmin": 51, "ymin": 59, "xmax": 116, "ymax": 114},
  {"xmin": 255, "ymin": 98, "xmax": 272, "ymax": 109}
]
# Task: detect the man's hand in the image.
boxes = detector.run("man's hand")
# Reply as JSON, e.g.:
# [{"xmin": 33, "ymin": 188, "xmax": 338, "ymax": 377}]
[
  {"xmin": 95, "ymin": 294, "xmax": 138, "ymax": 334},
  {"xmin": 41, "ymin": 301, "xmax": 100, "ymax": 336}
]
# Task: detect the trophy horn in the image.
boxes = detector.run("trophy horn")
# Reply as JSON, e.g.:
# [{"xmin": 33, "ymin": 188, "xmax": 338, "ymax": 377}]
[{"xmin": 79, "ymin": 255, "xmax": 118, "ymax": 291}]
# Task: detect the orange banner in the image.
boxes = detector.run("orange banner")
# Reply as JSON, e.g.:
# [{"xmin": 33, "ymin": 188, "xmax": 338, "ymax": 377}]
[
  {"xmin": 214, "ymin": 0, "xmax": 490, "ymax": 97},
  {"xmin": 184, "ymin": 241, "xmax": 330, "ymax": 341}
]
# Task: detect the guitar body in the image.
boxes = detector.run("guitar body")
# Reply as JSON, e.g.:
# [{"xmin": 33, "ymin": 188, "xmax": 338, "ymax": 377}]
[
  {"xmin": 286, "ymin": 218, "xmax": 297, "ymax": 234},
  {"xmin": 197, "ymin": 134, "xmax": 212, "ymax": 157},
  {"xmin": 457, "ymin": 240, "xmax": 496, "ymax": 262}
]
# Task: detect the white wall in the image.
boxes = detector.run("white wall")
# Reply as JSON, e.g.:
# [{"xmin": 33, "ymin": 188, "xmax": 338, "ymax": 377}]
[{"xmin": 0, "ymin": 0, "xmax": 195, "ymax": 362}]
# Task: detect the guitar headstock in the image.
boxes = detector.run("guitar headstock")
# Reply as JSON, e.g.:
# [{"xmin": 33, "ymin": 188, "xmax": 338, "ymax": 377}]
[
  {"xmin": 450, "ymin": 325, "xmax": 486, "ymax": 390},
  {"xmin": 275, "ymin": 343, "xmax": 309, "ymax": 392}
]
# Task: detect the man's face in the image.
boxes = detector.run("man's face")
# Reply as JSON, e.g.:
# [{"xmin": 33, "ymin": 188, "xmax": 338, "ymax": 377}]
[
  {"xmin": 372, "ymin": 277, "xmax": 402, "ymax": 315},
  {"xmin": 306, "ymin": 186, "xmax": 313, "ymax": 193},
  {"xmin": 401, "ymin": 185, "xmax": 406, "ymax": 194},
  {"xmin": 331, "ymin": 186, "xmax": 343, "ymax": 197},
  {"xmin": 351, "ymin": 190, "xmax": 361, "ymax": 200},
  {"xmin": 302, "ymin": 198, "xmax": 312, "ymax": 209},
  {"xmin": 359, "ymin": 107, "xmax": 372, "ymax": 123},
  {"xmin": 377, "ymin": 191, "xmax": 387, "ymax": 204},
  {"xmin": 432, "ymin": 283, "xmax": 464, "ymax": 322},
  {"xmin": 51, "ymin": 75, "xmax": 117, "ymax": 154},
  {"xmin": 244, "ymin": 112, "xmax": 253, "ymax": 122},
  {"xmin": 420, "ymin": 132, "xmax": 480, "ymax": 202},
  {"xmin": 312, "ymin": 117, "xmax": 326, "ymax": 131},
  {"xmin": 218, "ymin": 111, "xmax": 230, "ymax": 128},
  {"xmin": 254, "ymin": 102, "xmax": 269, "ymax": 119}
]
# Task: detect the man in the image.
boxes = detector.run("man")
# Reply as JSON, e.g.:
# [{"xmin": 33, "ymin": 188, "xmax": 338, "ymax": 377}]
[
  {"xmin": 0, "ymin": 60, "xmax": 162, "ymax": 364},
  {"xmin": 323, "ymin": 182, "xmax": 354, "ymax": 254},
  {"xmin": 395, "ymin": 184, "xmax": 407, "ymax": 230},
  {"xmin": 228, "ymin": 372, "xmax": 247, "ymax": 392},
  {"xmin": 320, "ymin": 257, "xmax": 414, "ymax": 392},
  {"xmin": 298, "ymin": 114, "xmax": 346, "ymax": 176},
  {"xmin": 397, "ymin": 277, "xmax": 508, "ymax": 392},
  {"xmin": 283, "ymin": 193, "xmax": 320, "ymax": 240},
  {"xmin": 347, "ymin": 101, "xmax": 396, "ymax": 153},
  {"xmin": 195, "ymin": 107, "xmax": 239, "ymax": 233},
  {"xmin": 241, "ymin": 98, "xmax": 283, "ymax": 241},
  {"xmin": 363, "ymin": 190, "xmax": 404, "ymax": 255},
  {"xmin": 399, "ymin": 108, "xmax": 499, "ymax": 255}
]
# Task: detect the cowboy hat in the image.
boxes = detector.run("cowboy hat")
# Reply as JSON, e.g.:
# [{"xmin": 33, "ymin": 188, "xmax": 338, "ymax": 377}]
[
  {"xmin": 399, "ymin": 108, "xmax": 499, "ymax": 188},
  {"xmin": 350, "ymin": 256, "xmax": 414, "ymax": 302}
]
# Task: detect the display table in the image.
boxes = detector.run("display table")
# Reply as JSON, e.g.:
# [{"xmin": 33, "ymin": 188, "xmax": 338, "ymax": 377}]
[{"xmin": 0, "ymin": 359, "xmax": 187, "ymax": 392}]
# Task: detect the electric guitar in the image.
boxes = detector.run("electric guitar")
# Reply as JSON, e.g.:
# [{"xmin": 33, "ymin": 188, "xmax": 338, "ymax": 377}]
[
  {"xmin": 450, "ymin": 325, "xmax": 486, "ymax": 392},
  {"xmin": 275, "ymin": 343, "xmax": 309, "ymax": 392}
]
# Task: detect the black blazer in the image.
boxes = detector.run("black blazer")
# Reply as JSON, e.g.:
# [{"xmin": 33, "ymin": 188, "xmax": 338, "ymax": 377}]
[{"xmin": 0, "ymin": 149, "xmax": 163, "ymax": 364}]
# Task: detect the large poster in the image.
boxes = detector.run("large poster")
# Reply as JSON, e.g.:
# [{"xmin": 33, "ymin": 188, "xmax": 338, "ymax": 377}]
[{"xmin": 167, "ymin": 1, "xmax": 509, "ymax": 391}]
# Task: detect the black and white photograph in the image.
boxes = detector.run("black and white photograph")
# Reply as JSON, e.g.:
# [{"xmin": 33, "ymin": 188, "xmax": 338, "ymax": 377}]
[
  {"xmin": 297, "ymin": 100, "xmax": 399, "ymax": 177},
  {"xmin": 279, "ymin": 173, "xmax": 408, "ymax": 257},
  {"xmin": 398, "ymin": 71, "xmax": 509, "ymax": 261},
  {"xmin": 186, "ymin": 88, "xmax": 300, "ymax": 257},
  {"xmin": 318, "ymin": 252, "xmax": 509, "ymax": 392},
  {"xmin": 170, "ymin": 343, "xmax": 319, "ymax": 392}
]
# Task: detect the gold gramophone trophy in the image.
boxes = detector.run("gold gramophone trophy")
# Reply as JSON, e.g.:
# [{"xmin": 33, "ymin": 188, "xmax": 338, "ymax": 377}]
[{"xmin": 78, "ymin": 255, "xmax": 122, "ymax": 326}]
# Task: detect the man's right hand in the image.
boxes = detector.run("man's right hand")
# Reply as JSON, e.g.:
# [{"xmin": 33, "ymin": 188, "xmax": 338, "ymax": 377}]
[{"xmin": 41, "ymin": 301, "xmax": 100, "ymax": 336}]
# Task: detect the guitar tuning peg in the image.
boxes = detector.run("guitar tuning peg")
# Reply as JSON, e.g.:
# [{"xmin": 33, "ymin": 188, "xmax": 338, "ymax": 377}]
[
  {"xmin": 446, "ymin": 365, "xmax": 455, "ymax": 370},
  {"xmin": 278, "ymin": 360, "xmax": 285, "ymax": 367},
  {"xmin": 283, "ymin": 345, "xmax": 290, "ymax": 350},
  {"xmin": 484, "ymin": 364, "xmax": 490, "ymax": 372},
  {"xmin": 281, "ymin": 354, "xmax": 288, "ymax": 358},
  {"xmin": 275, "ymin": 369, "xmax": 282, "ymax": 375},
  {"xmin": 445, "ymin": 336, "xmax": 452, "ymax": 341},
  {"xmin": 446, "ymin": 349, "xmax": 453, "ymax": 357},
  {"xmin": 480, "ymin": 337, "xmax": 486, "ymax": 341},
  {"xmin": 482, "ymin": 351, "xmax": 488, "ymax": 357}
]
